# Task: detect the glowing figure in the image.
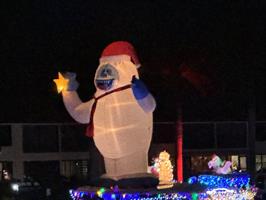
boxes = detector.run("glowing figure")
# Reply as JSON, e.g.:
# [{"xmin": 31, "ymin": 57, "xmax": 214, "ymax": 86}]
[
  {"xmin": 56, "ymin": 41, "xmax": 156, "ymax": 180},
  {"xmin": 208, "ymin": 154, "xmax": 232, "ymax": 175},
  {"xmin": 54, "ymin": 72, "xmax": 69, "ymax": 93},
  {"xmin": 157, "ymin": 151, "xmax": 174, "ymax": 189}
]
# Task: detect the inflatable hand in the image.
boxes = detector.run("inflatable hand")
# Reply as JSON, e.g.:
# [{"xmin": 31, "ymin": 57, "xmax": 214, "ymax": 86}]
[
  {"xmin": 131, "ymin": 75, "xmax": 156, "ymax": 113},
  {"xmin": 131, "ymin": 76, "xmax": 149, "ymax": 100},
  {"xmin": 63, "ymin": 72, "xmax": 79, "ymax": 91}
]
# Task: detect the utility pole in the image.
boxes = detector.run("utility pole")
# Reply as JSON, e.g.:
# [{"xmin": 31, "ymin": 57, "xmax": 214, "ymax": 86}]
[{"xmin": 247, "ymin": 81, "xmax": 256, "ymax": 182}]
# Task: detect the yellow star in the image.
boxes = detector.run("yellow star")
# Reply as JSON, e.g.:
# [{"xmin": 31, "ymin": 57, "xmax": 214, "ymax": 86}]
[{"xmin": 53, "ymin": 72, "xmax": 69, "ymax": 93}]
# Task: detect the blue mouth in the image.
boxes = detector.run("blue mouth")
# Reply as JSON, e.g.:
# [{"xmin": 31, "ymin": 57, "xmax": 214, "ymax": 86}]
[{"xmin": 96, "ymin": 79, "xmax": 114, "ymax": 91}]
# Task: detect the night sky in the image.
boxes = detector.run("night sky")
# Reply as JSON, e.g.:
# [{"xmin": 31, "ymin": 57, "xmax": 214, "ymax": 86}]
[{"xmin": 1, "ymin": 1, "xmax": 265, "ymax": 123}]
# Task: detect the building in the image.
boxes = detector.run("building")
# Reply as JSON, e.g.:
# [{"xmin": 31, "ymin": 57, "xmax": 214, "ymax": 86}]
[
  {"xmin": 1, "ymin": 121, "xmax": 266, "ymax": 184},
  {"xmin": 151, "ymin": 121, "xmax": 266, "ymax": 182},
  {"xmin": 0, "ymin": 123, "xmax": 94, "ymax": 182}
]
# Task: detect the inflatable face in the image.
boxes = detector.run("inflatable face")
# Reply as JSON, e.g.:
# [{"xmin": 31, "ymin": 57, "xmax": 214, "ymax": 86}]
[
  {"xmin": 94, "ymin": 55, "xmax": 139, "ymax": 94},
  {"xmin": 95, "ymin": 64, "xmax": 119, "ymax": 91}
]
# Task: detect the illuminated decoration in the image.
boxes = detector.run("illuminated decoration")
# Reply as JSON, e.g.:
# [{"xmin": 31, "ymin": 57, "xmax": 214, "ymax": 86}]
[
  {"xmin": 157, "ymin": 150, "xmax": 174, "ymax": 189},
  {"xmin": 208, "ymin": 154, "xmax": 232, "ymax": 175},
  {"xmin": 187, "ymin": 176, "xmax": 198, "ymax": 185},
  {"xmin": 53, "ymin": 72, "xmax": 69, "ymax": 93},
  {"xmin": 69, "ymin": 172, "xmax": 257, "ymax": 199},
  {"xmin": 55, "ymin": 41, "xmax": 156, "ymax": 180},
  {"xmin": 69, "ymin": 188, "xmax": 210, "ymax": 200},
  {"xmin": 97, "ymin": 187, "xmax": 106, "ymax": 198},
  {"xmin": 188, "ymin": 173, "xmax": 251, "ymax": 189},
  {"xmin": 186, "ymin": 173, "xmax": 257, "ymax": 199},
  {"xmin": 150, "ymin": 157, "xmax": 160, "ymax": 177},
  {"xmin": 206, "ymin": 187, "xmax": 257, "ymax": 200},
  {"xmin": 176, "ymin": 110, "xmax": 183, "ymax": 183},
  {"xmin": 69, "ymin": 186, "xmax": 257, "ymax": 200}
]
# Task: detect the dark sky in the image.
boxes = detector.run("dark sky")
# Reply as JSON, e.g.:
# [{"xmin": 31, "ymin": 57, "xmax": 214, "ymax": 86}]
[{"xmin": 0, "ymin": 1, "xmax": 265, "ymax": 122}]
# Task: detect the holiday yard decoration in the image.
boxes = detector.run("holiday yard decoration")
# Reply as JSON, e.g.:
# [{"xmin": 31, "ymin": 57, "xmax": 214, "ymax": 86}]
[
  {"xmin": 208, "ymin": 154, "xmax": 232, "ymax": 175},
  {"xmin": 54, "ymin": 41, "xmax": 258, "ymax": 199},
  {"xmin": 157, "ymin": 150, "xmax": 174, "ymax": 189},
  {"xmin": 54, "ymin": 41, "xmax": 156, "ymax": 183}
]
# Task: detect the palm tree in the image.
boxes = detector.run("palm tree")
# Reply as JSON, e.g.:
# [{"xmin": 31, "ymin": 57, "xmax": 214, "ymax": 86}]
[{"xmin": 145, "ymin": 52, "xmax": 214, "ymax": 182}]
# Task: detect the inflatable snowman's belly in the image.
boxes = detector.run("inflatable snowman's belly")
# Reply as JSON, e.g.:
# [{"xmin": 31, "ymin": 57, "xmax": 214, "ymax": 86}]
[{"xmin": 93, "ymin": 90, "xmax": 152, "ymax": 159}]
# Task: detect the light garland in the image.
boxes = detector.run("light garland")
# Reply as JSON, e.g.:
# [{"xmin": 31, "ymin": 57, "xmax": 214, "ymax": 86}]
[
  {"xmin": 69, "ymin": 173, "xmax": 257, "ymax": 200},
  {"xmin": 69, "ymin": 185, "xmax": 258, "ymax": 200},
  {"xmin": 188, "ymin": 173, "xmax": 251, "ymax": 189},
  {"xmin": 69, "ymin": 189, "xmax": 210, "ymax": 200},
  {"xmin": 206, "ymin": 187, "xmax": 257, "ymax": 200}
]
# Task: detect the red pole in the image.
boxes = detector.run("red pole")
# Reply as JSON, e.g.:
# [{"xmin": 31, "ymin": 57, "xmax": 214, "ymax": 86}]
[{"xmin": 177, "ymin": 107, "xmax": 183, "ymax": 182}]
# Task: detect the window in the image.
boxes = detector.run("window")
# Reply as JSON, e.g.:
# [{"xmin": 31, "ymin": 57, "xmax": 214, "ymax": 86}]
[
  {"xmin": 23, "ymin": 125, "xmax": 59, "ymax": 153},
  {"xmin": 24, "ymin": 161, "xmax": 60, "ymax": 183},
  {"xmin": 61, "ymin": 125, "xmax": 89, "ymax": 152},
  {"xmin": 256, "ymin": 154, "xmax": 266, "ymax": 171},
  {"xmin": 256, "ymin": 123, "xmax": 266, "ymax": 141},
  {"xmin": 262, "ymin": 155, "xmax": 266, "ymax": 169},
  {"xmin": 239, "ymin": 156, "xmax": 247, "ymax": 170},
  {"xmin": 216, "ymin": 123, "xmax": 247, "ymax": 148},
  {"xmin": 184, "ymin": 123, "xmax": 215, "ymax": 149},
  {"xmin": 190, "ymin": 155, "xmax": 212, "ymax": 174},
  {"xmin": 61, "ymin": 160, "xmax": 89, "ymax": 179},
  {"xmin": 256, "ymin": 155, "xmax": 262, "ymax": 171},
  {"xmin": 152, "ymin": 123, "xmax": 176, "ymax": 143},
  {"xmin": 188, "ymin": 154, "xmax": 247, "ymax": 176},
  {"xmin": 231, "ymin": 155, "xmax": 239, "ymax": 170},
  {"xmin": 0, "ymin": 161, "xmax": 13, "ymax": 181},
  {"xmin": 0, "ymin": 125, "xmax": 11, "ymax": 146}
]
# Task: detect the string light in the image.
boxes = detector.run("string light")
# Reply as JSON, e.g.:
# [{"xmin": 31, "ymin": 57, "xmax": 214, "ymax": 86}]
[
  {"xmin": 69, "ymin": 186, "xmax": 257, "ymax": 200},
  {"xmin": 69, "ymin": 190, "xmax": 209, "ymax": 200},
  {"xmin": 189, "ymin": 173, "xmax": 251, "ymax": 189},
  {"xmin": 69, "ymin": 173, "xmax": 257, "ymax": 199}
]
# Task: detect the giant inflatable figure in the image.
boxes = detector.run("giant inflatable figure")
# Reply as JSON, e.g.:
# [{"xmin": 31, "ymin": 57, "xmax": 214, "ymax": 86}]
[{"xmin": 54, "ymin": 41, "xmax": 156, "ymax": 182}]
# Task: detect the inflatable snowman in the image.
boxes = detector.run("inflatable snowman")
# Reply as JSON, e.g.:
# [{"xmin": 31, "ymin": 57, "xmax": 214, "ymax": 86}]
[{"xmin": 55, "ymin": 41, "xmax": 156, "ymax": 181}]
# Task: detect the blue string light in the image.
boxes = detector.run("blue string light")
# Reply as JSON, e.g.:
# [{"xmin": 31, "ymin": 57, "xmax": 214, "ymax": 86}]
[
  {"xmin": 69, "ymin": 189, "xmax": 201, "ymax": 200},
  {"xmin": 193, "ymin": 173, "xmax": 250, "ymax": 189},
  {"xmin": 69, "ymin": 173, "xmax": 255, "ymax": 200}
]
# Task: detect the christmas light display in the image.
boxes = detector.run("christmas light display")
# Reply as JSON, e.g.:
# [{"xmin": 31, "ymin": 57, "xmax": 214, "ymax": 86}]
[
  {"xmin": 208, "ymin": 154, "xmax": 232, "ymax": 175},
  {"xmin": 206, "ymin": 187, "xmax": 257, "ymax": 200},
  {"xmin": 59, "ymin": 42, "xmax": 258, "ymax": 199},
  {"xmin": 157, "ymin": 151, "xmax": 174, "ymax": 189},
  {"xmin": 197, "ymin": 173, "xmax": 250, "ymax": 189},
  {"xmin": 55, "ymin": 41, "xmax": 156, "ymax": 180},
  {"xmin": 150, "ymin": 157, "xmax": 160, "ymax": 177},
  {"xmin": 69, "ymin": 189, "xmax": 210, "ymax": 200},
  {"xmin": 69, "ymin": 186, "xmax": 258, "ymax": 200},
  {"xmin": 69, "ymin": 186, "xmax": 257, "ymax": 200}
]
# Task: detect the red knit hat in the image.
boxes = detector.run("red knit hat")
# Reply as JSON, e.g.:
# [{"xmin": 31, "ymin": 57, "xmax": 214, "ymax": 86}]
[{"xmin": 101, "ymin": 41, "xmax": 141, "ymax": 67}]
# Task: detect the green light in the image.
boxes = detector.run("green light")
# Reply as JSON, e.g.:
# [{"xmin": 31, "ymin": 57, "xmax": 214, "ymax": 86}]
[{"xmin": 192, "ymin": 192, "xmax": 198, "ymax": 200}]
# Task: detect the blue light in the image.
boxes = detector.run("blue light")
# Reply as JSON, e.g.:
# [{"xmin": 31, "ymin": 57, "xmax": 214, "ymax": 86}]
[
  {"xmin": 187, "ymin": 176, "xmax": 197, "ymax": 184},
  {"xmin": 193, "ymin": 173, "xmax": 250, "ymax": 189},
  {"xmin": 68, "ymin": 190, "xmax": 195, "ymax": 200},
  {"xmin": 68, "ymin": 172, "xmax": 256, "ymax": 200}
]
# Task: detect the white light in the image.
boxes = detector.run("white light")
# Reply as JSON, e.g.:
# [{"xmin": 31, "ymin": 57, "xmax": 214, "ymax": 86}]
[{"xmin": 11, "ymin": 183, "xmax": 19, "ymax": 191}]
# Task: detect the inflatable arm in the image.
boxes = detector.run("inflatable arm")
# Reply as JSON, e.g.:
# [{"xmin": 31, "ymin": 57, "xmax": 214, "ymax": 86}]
[
  {"xmin": 62, "ymin": 91, "xmax": 94, "ymax": 124},
  {"xmin": 131, "ymin": 76, "xmax": 156, "ymax": 113},
  {"xmin": 55, "ymin": 72, "xmax": 94, "ymax": 124}
]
